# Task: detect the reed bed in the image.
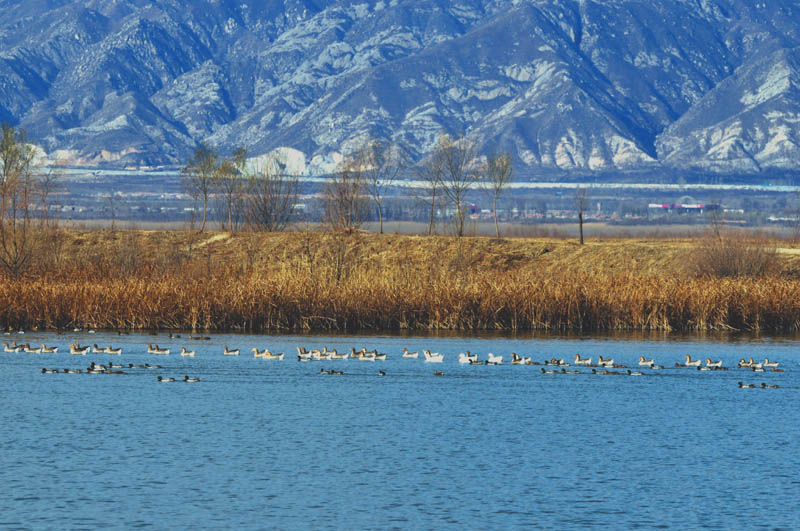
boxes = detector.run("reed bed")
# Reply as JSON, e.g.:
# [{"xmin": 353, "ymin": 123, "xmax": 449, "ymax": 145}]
[{"xmin": 1, "ymin": 229, "xmax": 800, "ymax": 333}]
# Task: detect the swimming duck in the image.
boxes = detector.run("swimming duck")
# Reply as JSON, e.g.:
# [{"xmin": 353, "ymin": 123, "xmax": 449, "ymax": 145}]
[
  {"xmin": 433, "ymin": 370, "xmax": 445, "ymax": 376},
  {"xmin": 41, "ymin": 368, "xmax": 58, "ymax": 373},
  {"xmin": 378, "ymin": 370, "xmax": 386, "ymax": 376},
  {"xmin": 627, "ymin": 369, "xmax": 644, "ymax": 376},
  {"xmin": 157, "ymin": 376, "xmax": 176, "ymax": 382},
  {"xmin": 184, "ymin": 376, "xmax": 200, "ymax": 382},
  {"xmin": 737, "ymin": 382, "xmax": 755, "ymax": 388},
  {"xmin": 760, "ymin": 382, "xmax": 779, "ymax": 389}
]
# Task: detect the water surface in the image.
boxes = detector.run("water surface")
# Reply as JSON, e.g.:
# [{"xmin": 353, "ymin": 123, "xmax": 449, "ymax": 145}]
[{"xmin": 1, "ymin": 332, "xmax": 798, "ymax": 529}]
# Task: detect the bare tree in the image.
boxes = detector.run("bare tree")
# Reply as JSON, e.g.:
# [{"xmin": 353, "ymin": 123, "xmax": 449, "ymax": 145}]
[
  {"xmin": 246, "ymin": 157, "xmax": 299, "ymax": 232},
  {"xmin": 0, "ymin": 123, "xmax": 45, "ymax": 277},
  {"xmin": 216, "ymin": 146, "xmax": 248, "ymax": 232},
  {"xmin": 358, "ymin": 138, "xmax": 404, "ymax": 234},
  {"xmin": 182, "ymin": 143, "xmax": 219, "ymax": 233},
  {"xmin": 325, "ymin": 156, "xmax": 368, "ymax": 232},
  {"xmin": 437, "ymin": 134, "xmax": 479, "ymax": 237},
  {"xmin": 483, "ymin": 151, "xmax": 513, "ymax": 238},
  {"xmin": 417, "ymin": 144, "xmax": 443, "ymax": 235},
  {"xmin": 575, "ymin": 186, "xmax": 589, "ymax": 245}
]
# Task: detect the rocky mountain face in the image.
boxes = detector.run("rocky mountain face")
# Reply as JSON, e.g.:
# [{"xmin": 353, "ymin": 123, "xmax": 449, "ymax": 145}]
[{"xmin": 2, "ymin": 0, "xmax": 800, "ymax": 177}]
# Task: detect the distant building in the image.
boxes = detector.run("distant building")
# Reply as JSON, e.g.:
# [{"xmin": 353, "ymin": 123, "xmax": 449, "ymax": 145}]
[{"xmin": 648, "ymin": 203, "xmax": 720, "ymax": 214}]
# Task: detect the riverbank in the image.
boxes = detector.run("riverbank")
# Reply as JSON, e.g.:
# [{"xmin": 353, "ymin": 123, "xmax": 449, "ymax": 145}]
[{"xmin": 2, "ymin": 229, "xmax": 799, "ymax": 333}]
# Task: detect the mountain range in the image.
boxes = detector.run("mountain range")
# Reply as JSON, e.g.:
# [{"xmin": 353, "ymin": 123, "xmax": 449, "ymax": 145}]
[{"xmin": 2, "ymin": 0, "xmax": 800, "ymax": 178}]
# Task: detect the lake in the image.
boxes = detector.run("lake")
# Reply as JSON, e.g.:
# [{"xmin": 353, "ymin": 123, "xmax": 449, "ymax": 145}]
[{"xmin": 1, "ymin": 331, "xmax": 798, "ymax": 529}]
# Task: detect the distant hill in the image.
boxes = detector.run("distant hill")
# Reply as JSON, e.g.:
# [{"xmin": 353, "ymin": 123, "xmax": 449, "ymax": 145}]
[{"xmin": 3, "ymin": 0, "xmax": 800, "ymax": 178}]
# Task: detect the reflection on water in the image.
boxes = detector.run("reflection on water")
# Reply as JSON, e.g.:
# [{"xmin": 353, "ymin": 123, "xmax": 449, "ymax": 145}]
[{"xmin": 1, "ymin": 331, "xmax": 798, "ymax": 529}]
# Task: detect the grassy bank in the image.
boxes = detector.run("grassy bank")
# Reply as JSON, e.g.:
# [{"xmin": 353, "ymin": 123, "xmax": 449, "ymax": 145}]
[{"xmin": 2, "ymin": 229, "xmax": 799, "ymax": 333}]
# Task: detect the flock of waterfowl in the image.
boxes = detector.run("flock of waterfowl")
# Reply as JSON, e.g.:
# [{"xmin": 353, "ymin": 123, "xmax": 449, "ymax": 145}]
[{"xmin": 3, "ymin": 335, "xmax": 793, "ymax": 388}]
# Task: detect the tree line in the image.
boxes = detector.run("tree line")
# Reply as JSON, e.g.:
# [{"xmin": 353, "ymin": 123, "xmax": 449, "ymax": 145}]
[{"xmin": 182, "ymin": 133, "xmax": 514, "ymax": 238}]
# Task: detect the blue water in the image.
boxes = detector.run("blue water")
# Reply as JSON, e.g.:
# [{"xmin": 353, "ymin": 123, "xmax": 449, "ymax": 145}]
[{"xmin": 1, "ymin": 332, "xmax": 798, "ymax": 529}]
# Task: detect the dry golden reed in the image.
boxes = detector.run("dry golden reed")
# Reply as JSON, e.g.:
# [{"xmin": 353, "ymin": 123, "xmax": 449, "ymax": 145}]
[{"xmin": 1, "ymin": 229, "xmax": 799, "ymax": 333}]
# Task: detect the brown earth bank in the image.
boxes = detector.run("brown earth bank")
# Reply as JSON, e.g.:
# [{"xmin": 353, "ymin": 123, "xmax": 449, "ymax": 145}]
[{"xmin": 1, "ymin": 229, "xmax": 800, "ymax": 333}]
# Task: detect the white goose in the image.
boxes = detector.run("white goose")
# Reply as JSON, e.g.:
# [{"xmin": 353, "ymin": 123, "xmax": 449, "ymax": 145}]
[
  {"xmin": 511, "ymin": 352, "xmax": 532, "ymax": 365},
  {"xmin": 147, "ymin": 344, "xmax": 170, "ymax": 355},
  {"xmin": 638, "ymin": 356, "xmax": 655, "ymax": 368},
  {"xmin": 684, "ymin": 355, "xmax": 701, "ymax": 367},
  {"xmin": 574, "ymin": 353, "xmax": 592, "ymax": 366},
  {"xmin": 486, "ymin": 353, "xmax": 503, "ymax": 365},
  {"xmin": 763, "ymin": 358, "xmax": 779, "ymax": 368},
  {"xmin": 401, "ymin": 347, "xmax": 419, "ymax": 359},
  {"xmin": 92, "ymin": 344, "xmax": 107, "ymax": 354},
  {"xmin": 747, "ymin": 357, "xmax": 763, "ymax": 369},
  {"xmin": 180, "ymin": 347, "xmax": 196, "ymax": 357},
  {"xmin": 331, "ymin": 350, "xmax": 349, "ymax": 360},
  {"xmin": 70, "ymin": 343, "xmax": 91, "ymax": 355},
  {"xmin": 223, "ymin": 346, "xmax": 240, "ymax": 356},
  {"xmin": 423, "ymin": 350, "xmax": 443, "ymax": 363},
  {"xmin": 24, "ymin": 345, "xmax": 43, "ymax": 354},
  {"xmin": 263, "ymin": 350, "xmax": 284, "ymax": 360},
  {"xmin": 597, "ymin": 356, "xmax": 614, "ymax": 368},
  {"xmin": 705, "ymin": 357, "xmax": 723, "ymax": 368},
  {"xmin": 40, "ymin": 344, "xmax": 58, "ymax": 353},
  {"xmin": 106, "ymin": 346, "xmax": 123, "ymax": 355},
  {"xmin": 459, "ymin": 351, "xmax": 478, "ymax": 364}
]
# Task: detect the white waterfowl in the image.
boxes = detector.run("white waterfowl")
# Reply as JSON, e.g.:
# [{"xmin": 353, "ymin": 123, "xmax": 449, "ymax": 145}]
[
  {"xmin": 486, "ymin": 353, "xmax": 503, "ymax": 365},
  {"xmin": 40, "ymin": 344, "xmax": 58, "ymax": 353},
  {"xmin": 180, "ymin": 347, "xmax": 196, "ymax": 357},
  {"xmin": 598, "ymin": 356, "xmax": 614, "ymax": 367},
  {"xmin": 92, "ymin": 344, "xmax": 106, "ymax": 353},
  {"xmin": 401, "ymin": 347, "xmax": 419, "ymax": 359},
  {"xmin": 574, "ymin": 353, "xmax": 592, "ymax": 366},
  {"xmin": 705, "ymin": 358, "xmax": 723, "ymax": 368},
  {"xmin": 763, "ymin": 358, "xmax": 779, "ymax": 368},
  {"xmin": 737, "ymin": 382, "xmax": 755, "ymax": 388},
  {"xmin": 330, "ymin": 349, "xmax": 349, "ymax": 360},
  {"xmin": 747, "ymin": 358, "xmax": 763, "ymax": 369},
  {"xmin": 184, "ymin": 376, "xmax": 200, "ymax": 383},
  {"xmin": 511, "ymin": 352, "xmax": 532, "ymax": 365},
  {"xmin": 223, "ymin": 346, "xmax": 240, "ymax": 356},
  {"xmin": 147, "ymin": 344, "xmax": 170, "ymax": 355},
  {"xmin": 459, "ymin": 351, "xmax": 478, "ymax": 364},
  {"xmin": 70, "ymin": 343, "xmax": 91, "ymax": 355},
  {"xmin": 423, "ymin": 350, "xmax": 443, "ymax": 363},
  {"xmin": 263, "ymin": 350, "xmax": 284, "ymax": 360},
  {"xmin": 106, "ymin": 346, "xmax": 122, "ymax": 355},
  {"xmin": 638, "ymin": 356, "xmax": 655, "ymax": 368},
  {"xmin": 24, "ymin": 345, "xmax": 42, "ymax": 354},
  {"xmin": 684, "ymin": 355, "xmax": 702, "ymax": 367}
]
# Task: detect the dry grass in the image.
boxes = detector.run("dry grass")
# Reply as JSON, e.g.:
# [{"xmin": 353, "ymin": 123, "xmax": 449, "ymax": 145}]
[{"xmin": 1, "ymin": 229, "xmax": 800, "ymax": 333}]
